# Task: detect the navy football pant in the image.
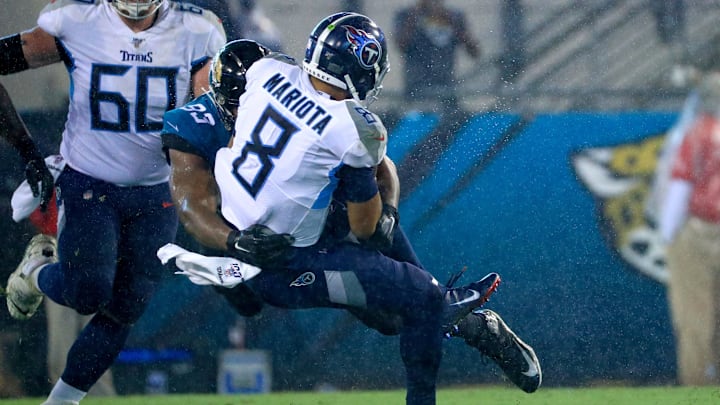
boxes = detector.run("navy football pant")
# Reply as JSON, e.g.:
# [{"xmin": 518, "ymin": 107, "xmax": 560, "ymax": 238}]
[
  {"xmin": 37, "ymin": 166, "xmax": 178, "ymax": 391},
  {"xmin": 249, "ymin": 241, "xmax": 445, "ymax": 405},
  {"xmin": 386, "ymin": 224, "xmax": 425, "ymax": 269},
  {"xmin": 219, "ymin": 224, "xmax": 425, "ymax": 330},
  {"xmin": 342, "ymin": 226, "xmax": 425, "ymax": 335}
]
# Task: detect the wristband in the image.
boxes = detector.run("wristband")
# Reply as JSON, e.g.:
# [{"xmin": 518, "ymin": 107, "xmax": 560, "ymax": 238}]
[{"xmin": 0, "ymin": 33, "xmax": 30, "ymax": 75}]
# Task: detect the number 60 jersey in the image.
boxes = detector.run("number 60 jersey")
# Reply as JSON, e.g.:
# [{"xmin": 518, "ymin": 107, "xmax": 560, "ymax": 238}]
[
  {"xmin": 215, "ymin": 56, "xmax": 388, "ymax": 247},
  {"xmin": 39, "ymin": 0, "xmax": 225, "ymax": 186}
]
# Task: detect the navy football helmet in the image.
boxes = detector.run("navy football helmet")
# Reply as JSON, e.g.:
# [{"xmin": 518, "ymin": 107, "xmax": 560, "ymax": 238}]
[
  {"xmin": 209, "ymin": 39, "xmax": 271, "ymax": 130},
  {"xmin": 303, "ymin": 12, "xmax": 389, "ymax": 106},
  {"xmin": 111, "ymin": 0, "xmax": 163, "ymax": 20}
]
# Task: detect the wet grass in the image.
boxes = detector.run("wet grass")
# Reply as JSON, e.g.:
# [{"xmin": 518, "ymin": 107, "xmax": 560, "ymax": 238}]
[{"xmin": 1, "ymin": 385, "xmax": 718, "ymax": 404}]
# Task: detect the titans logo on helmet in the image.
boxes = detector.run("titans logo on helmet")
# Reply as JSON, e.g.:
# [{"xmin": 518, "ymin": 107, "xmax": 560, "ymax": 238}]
[{"xmin": 344, "ymin": 26, "xmax": 381, "ymax": 69}]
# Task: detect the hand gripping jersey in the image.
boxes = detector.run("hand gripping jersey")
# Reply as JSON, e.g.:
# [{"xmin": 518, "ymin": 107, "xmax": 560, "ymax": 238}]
[
  {"xmin": 39, "ymin": 0, "xmax": 225, "ymax": 185},
  {"xmin": 214, "ymin": 56, "xmax": 388, "ymax": 247}
]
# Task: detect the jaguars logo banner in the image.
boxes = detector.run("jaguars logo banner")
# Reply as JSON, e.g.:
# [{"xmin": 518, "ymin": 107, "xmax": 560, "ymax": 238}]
[{"xmin": 572, "ymin": 134, "xmax": 668, "ymax": 284}]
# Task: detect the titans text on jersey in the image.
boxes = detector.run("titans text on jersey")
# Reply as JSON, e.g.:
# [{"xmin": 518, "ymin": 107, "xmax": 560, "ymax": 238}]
[{"xmin": 120, "ymin": 50, "xmax": 153, "ymax": 63}]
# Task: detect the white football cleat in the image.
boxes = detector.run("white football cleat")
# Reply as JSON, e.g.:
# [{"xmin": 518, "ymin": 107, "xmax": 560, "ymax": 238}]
[{"xmin": 6, "ymin": 234, "xmax": 57, "ymax": 320}]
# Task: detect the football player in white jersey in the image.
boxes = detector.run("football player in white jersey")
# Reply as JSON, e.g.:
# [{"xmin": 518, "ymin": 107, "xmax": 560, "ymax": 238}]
[
  {"xmin": 206, "ymin": 13, "xmax": 539, "ymax": 404},
  {"xmin": 162, "ymin": 39, "xmax": 410, "ymax": 327},
  {"xmin": 0, "ymin": 1, "xmax": 225, "ymax": 404}
]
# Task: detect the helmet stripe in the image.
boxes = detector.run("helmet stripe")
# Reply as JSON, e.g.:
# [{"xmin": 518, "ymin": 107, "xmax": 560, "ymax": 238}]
[{"xmin": 310, "ymin": 13, "xmax": 360, "ymax": 66}]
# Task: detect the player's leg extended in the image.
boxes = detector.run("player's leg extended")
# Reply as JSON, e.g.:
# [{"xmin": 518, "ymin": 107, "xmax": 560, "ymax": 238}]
[
  {"xmin": 39, "ymin": 167, "xmax": 120, "ymax": 314},
  {"xmin": 59, "ymin": 183, "xmax": 177, "ymax": 392},
  {"xmin": 33, "ymin": 167, "xmax": 122, "ymax": 402},
  {"xmin": 59, "ymin": 181, "xmax": 177, "ymax": 393},
  {"xmin": 105, "ymin": 181, "xmax": 178, "ymax": 325},
  {"xmin": 352, "ymin": 245, "xmax": 444, "ymax": 405},
  {"xmin": 387, "ymin": 225, "xmax": 424, "ymax": 269},
  {"xmin": 251, "ymin": 242, "xmax": 446, "ymax": 405}
]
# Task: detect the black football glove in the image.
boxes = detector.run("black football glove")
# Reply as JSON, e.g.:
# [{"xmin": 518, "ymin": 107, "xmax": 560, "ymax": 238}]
[
  {"xmin": 25, "ymin": 157, "xmax": 54, "ymax": 212},
  {"xmin": 363, "ymin": 204, "xmax": 399, "ymax": 252},
  {"xmin": 226, "ymin": 224, "xmax": 295, "ymax": 267}
]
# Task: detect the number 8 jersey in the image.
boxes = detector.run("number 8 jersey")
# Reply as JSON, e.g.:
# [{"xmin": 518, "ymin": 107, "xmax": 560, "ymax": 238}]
[
  {"xmin": 215, "ymin": 56, "xmax": 388, "ymax": 247},
  {"xmin": 39, "ymin": 0, "xmax": 225, "ymax": 186}
]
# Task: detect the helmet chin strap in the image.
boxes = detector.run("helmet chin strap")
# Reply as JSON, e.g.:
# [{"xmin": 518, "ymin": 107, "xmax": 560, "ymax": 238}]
[
  {"xmin": 345, "ymin": 72, "xmax": 385, "ymax": 107},
  {"xmin": 344, "ymin": 74, "xmax": 363, "ymax": 105}
]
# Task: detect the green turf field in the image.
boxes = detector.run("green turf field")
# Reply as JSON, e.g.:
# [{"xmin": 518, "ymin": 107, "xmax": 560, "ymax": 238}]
[{"xmin": 1, "ymin": 386, "xmax": 719, "ymax": 405}]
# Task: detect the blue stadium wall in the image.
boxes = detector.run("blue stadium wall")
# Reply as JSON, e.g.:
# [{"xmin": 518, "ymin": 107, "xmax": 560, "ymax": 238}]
[{"xmin": 15, "ymin": 110, "xmax": 675, "ymax": 393}]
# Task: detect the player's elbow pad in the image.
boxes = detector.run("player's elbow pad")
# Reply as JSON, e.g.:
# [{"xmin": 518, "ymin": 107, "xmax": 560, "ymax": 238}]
[{"xmin": 0, "ymin": 34, "xmax": 30, "ymax": 75}]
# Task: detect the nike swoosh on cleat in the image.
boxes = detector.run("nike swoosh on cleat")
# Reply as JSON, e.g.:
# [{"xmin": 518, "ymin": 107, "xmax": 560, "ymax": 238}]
[
  {"xmin": 9, "ymin": 301, "xmax": 30, "ymax": 317},
  {"xmin": 518, "ymin": 342, "xmax": 539, "ymax": 377},
  {"xmin": 449, "ymin": 289, "xmax": 481, "ymax": 306}
]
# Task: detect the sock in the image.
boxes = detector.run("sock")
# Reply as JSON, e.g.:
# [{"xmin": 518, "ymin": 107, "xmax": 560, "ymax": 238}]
[
  {"xmin": 30, "ymin": 263, "xmax": 48, "ymax": 294},
  {"xmin": 46, "ymin": 378, "xmax": 87, "ymax": 404},
  {"xmin": 36, "ymin": 262, "xmax": 62, "ymax": 301}
]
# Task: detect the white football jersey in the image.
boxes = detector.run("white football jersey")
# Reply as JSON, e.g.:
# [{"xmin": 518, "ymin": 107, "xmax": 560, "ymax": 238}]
[
  {"xmin": 214, "ymin": 56, "xmax": 387, "ymax": 247},
  {"xmin": 39, "ymin": 0, "xmax": 225, "ymax": 185}
]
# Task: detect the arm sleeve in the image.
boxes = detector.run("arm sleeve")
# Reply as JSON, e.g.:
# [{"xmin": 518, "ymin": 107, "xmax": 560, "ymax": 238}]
[
  {"xmin": 161, "ymin": 133, "xmax": 204, "ymax": 157},
  {"xmin": 336, "ymin": 166, "xmax": 379, "ymax": 203}
]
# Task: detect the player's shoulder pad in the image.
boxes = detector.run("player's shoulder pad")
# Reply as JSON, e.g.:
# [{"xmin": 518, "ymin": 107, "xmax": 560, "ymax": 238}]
[
  {"xmin": 248, "ymin": 53, "xmax": 297, "ymax": 81},
  {"xmin": 162, "ymin": 107, "xmax": 184, "ymax": 134},
  {"xmin": 169, "ymin": 1, "xmax": 225, "ymax": 35},
  {"xmin": 249, "ymin": 53, "xmax": 296, "ymax": 76},
  {"xmin": 264, "ymin": 52, "xmax": 297, "ymax": 67},
  {"xmin": 161, "ymin": 105, "xmax": 205, "ymax": 156},
  {"xmin": 40, "ymin": 0, "xmax": 98, "ymax": 17},
  {"xmin": 346, "ymin": 102, "xmax": 387, "ymax": 164},
  {"xmin": 162, "ymin": 94, "xmax": 212, "ymax": 133}
]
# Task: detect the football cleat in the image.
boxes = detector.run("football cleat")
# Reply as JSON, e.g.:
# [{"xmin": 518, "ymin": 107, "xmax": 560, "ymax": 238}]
[
  {"xmin": 441, "ymin": 272, "xmax": 500, "ymax": 334},
  {"xmin": 6, "ymin": 234, "xmax": 57, "ymax": 320},
  {"xmin": 455, "ymin": 309, "xmax": 542, "ymax": 393}
]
